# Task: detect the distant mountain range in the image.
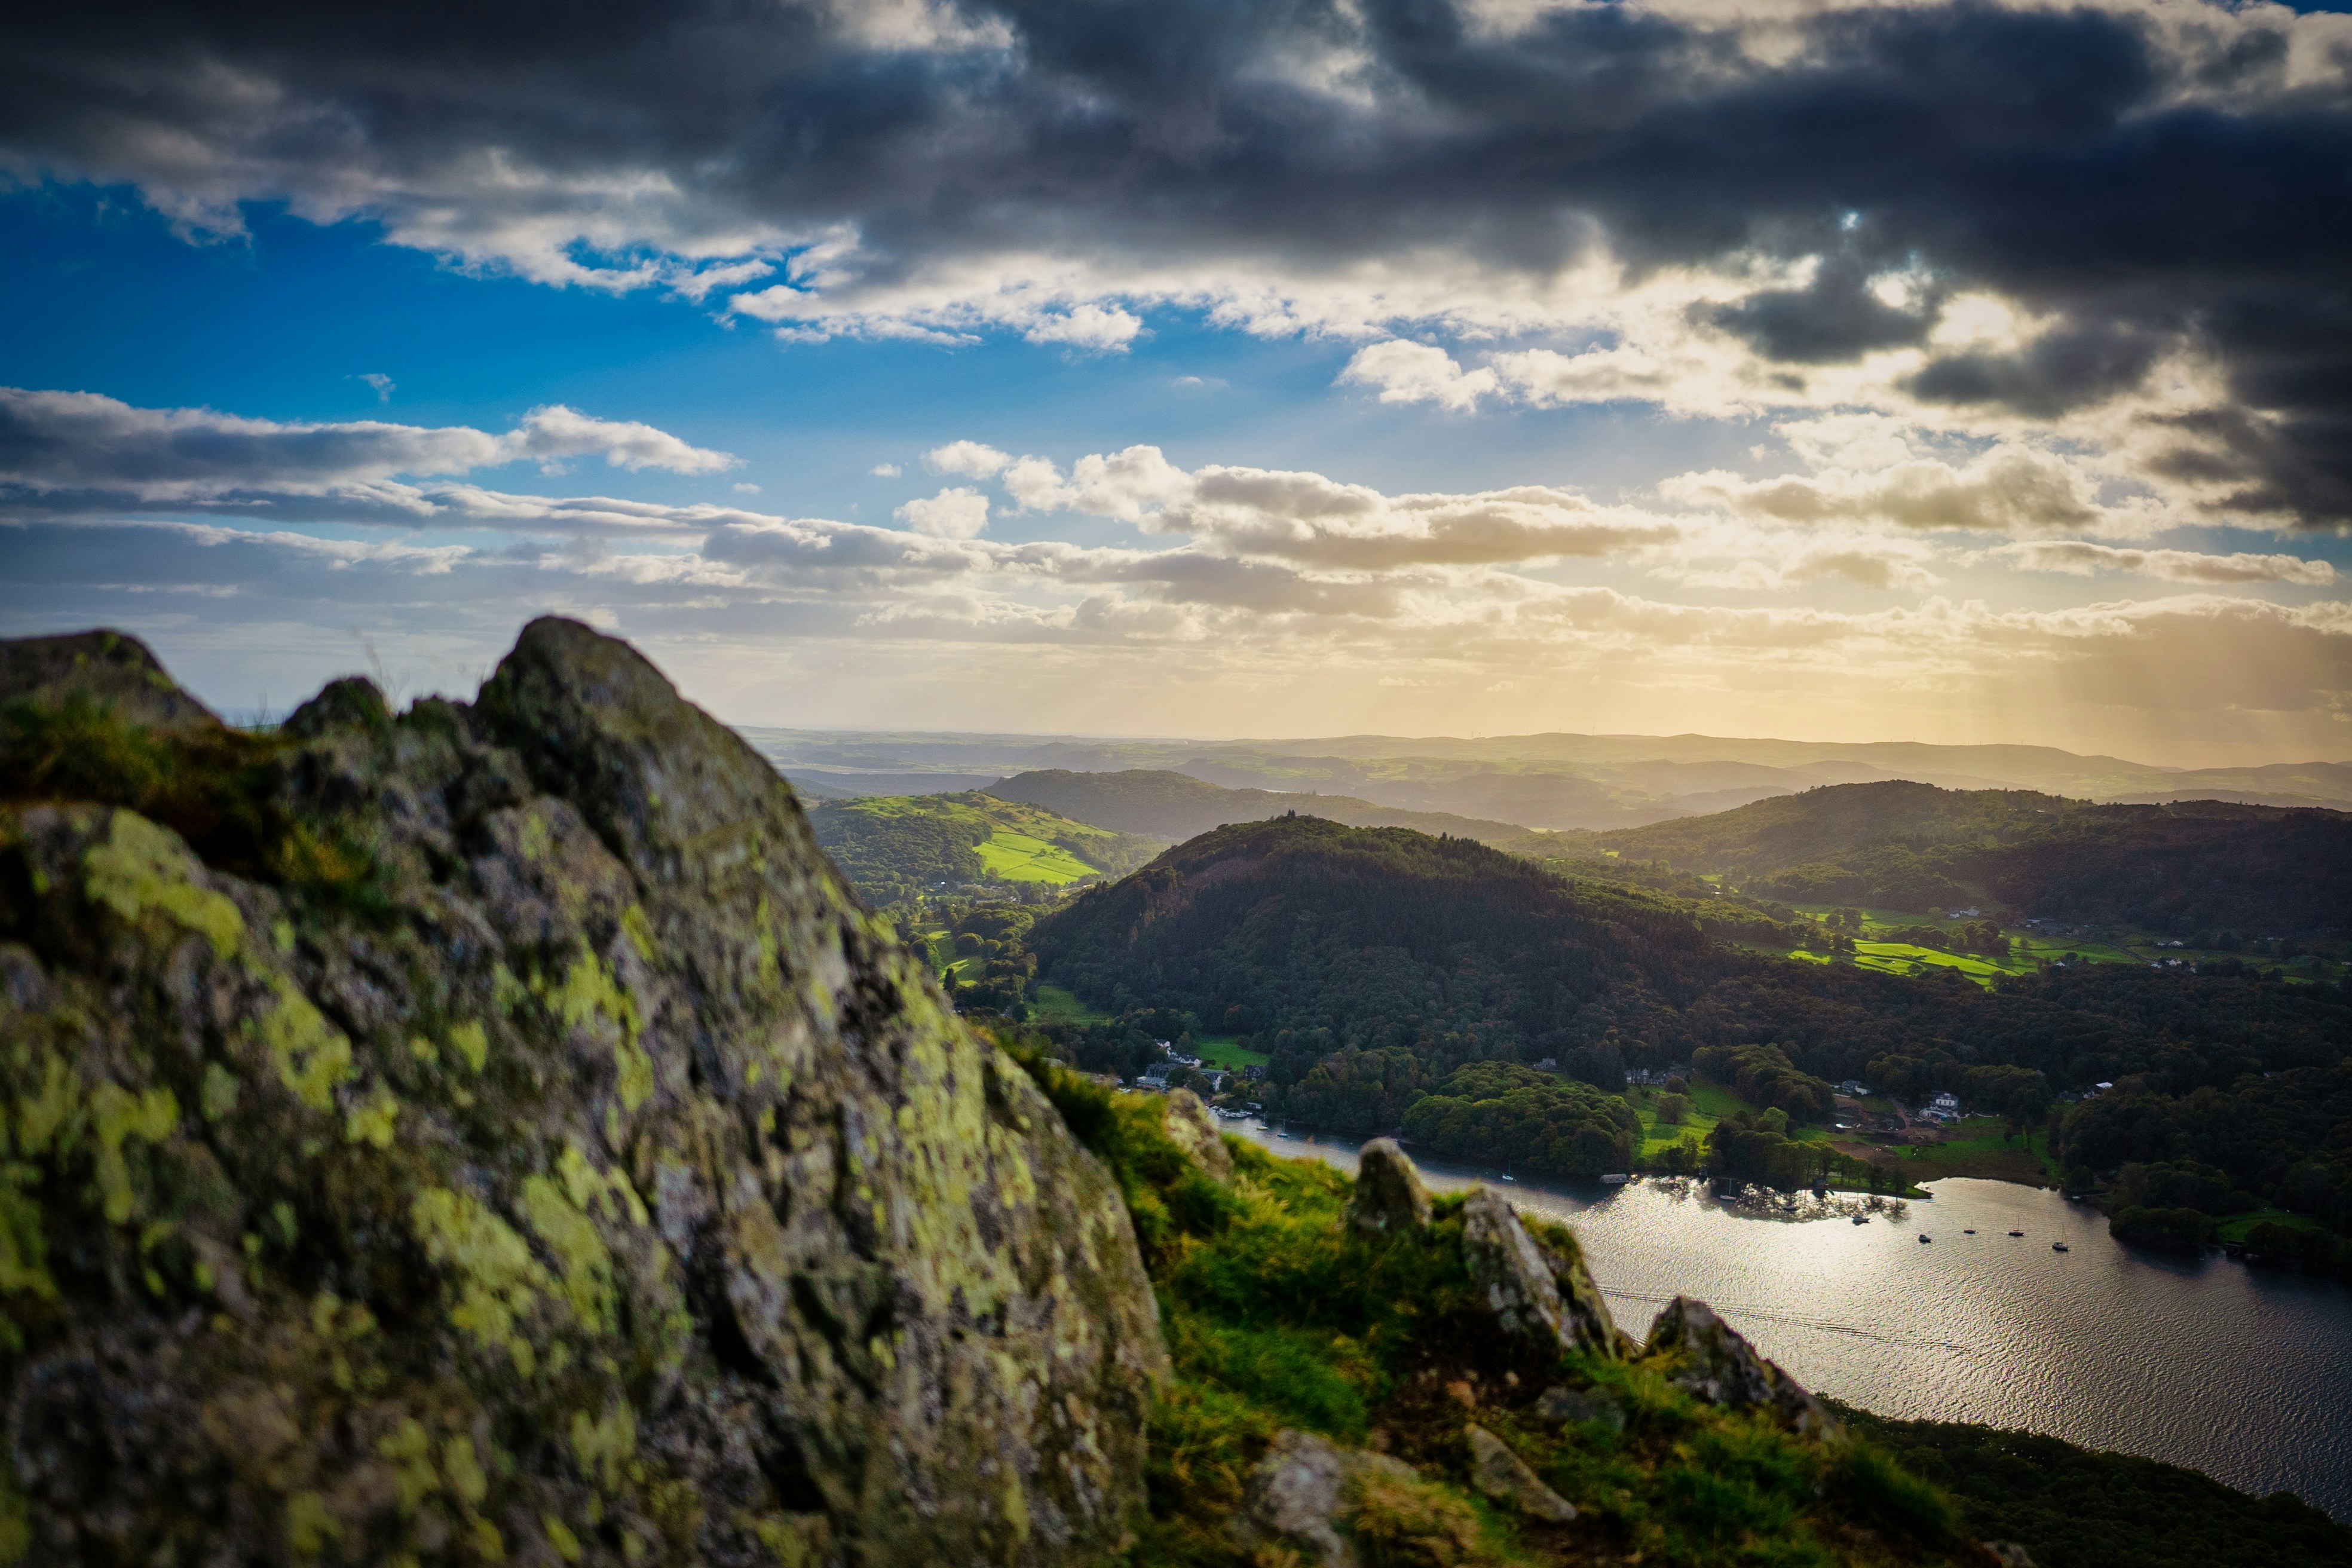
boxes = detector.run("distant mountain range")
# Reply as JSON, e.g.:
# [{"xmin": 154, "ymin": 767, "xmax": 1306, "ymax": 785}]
[
  {"xmin": 743, "ymin": 725, "xmax": 2352, "ymax": 831},
  {"xmin": 1584, "ymin": 780, "xmax": 2352, "ymax": 939},
  {"xmin": 984, "ymin": 768, "xmax": 1539, "ymax": 847}
]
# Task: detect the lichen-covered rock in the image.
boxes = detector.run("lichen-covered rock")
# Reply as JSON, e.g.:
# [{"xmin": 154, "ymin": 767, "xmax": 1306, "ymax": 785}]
[
  {"xmin": 1229, "ymin": 1429, "xmax": 1434, "ymax": 1568},
  {"xmin": 1462, "ymin": 1423, "xmax": 1576, "ymax": 1523},
  {"xmin": 0, "ymin": 620, "xmax": 1166, "ymax": 1567},
  {"xmin": 1160, "ymin": 1089, "xmax": 1230, "ymax": 1183},
  {"xmin": 1643, "ymin": 1297, "xmax": 1842, "ymax": 1440},
  {"xmin": 1459, "ymin": 1189, "xmax": 1622, "ymax": 1359},
  {"xmin": 1346, "ymin": 1139, "xmax": 1431, "ymax": 1236}
]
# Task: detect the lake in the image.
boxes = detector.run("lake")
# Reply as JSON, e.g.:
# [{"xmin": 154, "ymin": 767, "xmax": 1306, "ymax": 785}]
[{"xmin": 1227, "ymin": 1119, "xmax": 2352, "ymax": 1521}]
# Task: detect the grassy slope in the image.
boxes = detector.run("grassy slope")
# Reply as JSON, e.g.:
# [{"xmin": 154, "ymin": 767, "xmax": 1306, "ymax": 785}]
[
  {"xmin": 1008, "ymin": 1046, "xmax": 2351, "ymax": 1568},
  {"xmin": 1004, "ymin": 1055, "xmax": 1983, "ymax": 1568},
  {"xmin": 1891, "ymin": 1120, "xmax": 2060, "ymax": 1186},
  {"xmin": 974, "ymin": 828, "xmax": 1098, "ymax": 882},
  {"xmin": 1192, "ymin": 1035, "xmax": 1270, "ymax": 1070},
  {"xmin": 1031, "ymin": 982, "xmax": 1113, "ymax": 1025},
  {"xmin": 810, "ymin": 789, "xmax": 1165, "ymax": 893}
]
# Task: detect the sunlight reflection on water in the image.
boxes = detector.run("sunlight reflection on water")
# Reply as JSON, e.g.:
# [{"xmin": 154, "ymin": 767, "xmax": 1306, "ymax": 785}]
[{"xmin": 1228, "ymin": 1119, "xmax": 2352, "ymax": 1519}]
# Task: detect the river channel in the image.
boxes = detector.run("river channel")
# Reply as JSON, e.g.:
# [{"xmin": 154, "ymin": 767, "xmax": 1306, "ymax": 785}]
[{"xmin": 1225, "ymin": 1119, "xmax": 2352, "ymax": 1520}]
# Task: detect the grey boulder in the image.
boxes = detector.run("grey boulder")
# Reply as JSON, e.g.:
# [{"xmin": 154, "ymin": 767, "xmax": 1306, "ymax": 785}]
[{"xmin": 1347, "ymin": 1138, "xmax": 1432, "ymax": 1235}]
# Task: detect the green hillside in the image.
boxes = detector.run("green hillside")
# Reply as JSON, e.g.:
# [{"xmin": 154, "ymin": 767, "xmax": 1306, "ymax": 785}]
[
  {"xmin": 1594, "ymin": 781, "xmax": 2352, "ymax": 940},
  {"xmin": 806, "ymin": 789, "xmax": 1165, "ymax": 904},
  {"xmin": 988, "ymin": 766, "xmax": 1548, "ymax": 847}
]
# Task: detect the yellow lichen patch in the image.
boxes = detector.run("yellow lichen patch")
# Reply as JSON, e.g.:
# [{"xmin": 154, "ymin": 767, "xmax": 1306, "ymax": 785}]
[
  {"xmin": 449, "ymin": 1020, "xmax": 490, "ymax": 1074},
  {"xmin": 468, "ymin": 1517, "xmax": 507, "ymax": 1561},
  {"xmin": 252, "ymin": 977, "xmax": 354, "ymax": 1112},
  {"xmin": 569, "ymin": 1402, "xmax": 637, "ymax": 1492},
  {"xmin": 408, "ymin": 1035, "xmax": 439, "ymax": 1065},
  {"xmin": 560, "ymin": 1142, "xmax": 648, "ymax": 1227},
  {"xmin": 88, "ymin": 1082, "xmax": 178, "ymax": 1226},
  {"xmin": 492, "ymin": 964, "xmax": 529, "ymax": 1017},
  {"xmin": 81, "ymin": 810, "xmax": 244, "ymax": 959},
  {"xmin": 410, "ymin": 1188, "xmax": 550, "ymax": 1374},
  {"xmin": 443, "ymin": 1435, "xmax": 489, "ymax": 1508},
  {"xmin": 549, "ymin": 950, "xmax": 655, "ymax": 1112},
  {"xmin": 543, "ymin": 1514, "xmax": 584, "ymax": 1563},
  {"xmin": 200, "ymin": 1062, "xmax": 240, "ymax": 1121},
  {"xmin": 343, "ymin": 1082, "xmax": 400, "ymax": 1149},
  {"xmin": 518, "ymin": 1172, "xmax": 617, "ymax": 1337},
  {"xmin": 284, "ymin": 1491, "xmax": 341, "ymax": 1558},
  {"xmin": 518, "ymin": 811, "xmax": 553, "ymax": 863},
  {"xmin": 0, "ymin": 1173, "xmax": 58, "ymax": 1321},
  {"xmin": 621, "ymin": 904, "xmax": 657, "ymax": 961},
  {"xmin": 14, "ymin": 1052, "xmax": 79, "ymax": 1158},
  {"xmin": 376, "ymin": 1419, "xmax": 439, "ymax": 1512}
]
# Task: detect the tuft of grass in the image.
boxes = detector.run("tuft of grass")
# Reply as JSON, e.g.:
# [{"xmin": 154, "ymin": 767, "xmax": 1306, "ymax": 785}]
[
  {"xmin": 0, "ymin": 695, "xmax": 388, "ymax": 914},
  {"xmin": 1826, "ymin": 1440, "xmax": 1959, "ymax": 1545}
]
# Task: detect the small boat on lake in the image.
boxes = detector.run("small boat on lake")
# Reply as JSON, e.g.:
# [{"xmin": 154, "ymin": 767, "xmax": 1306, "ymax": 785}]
[
  {"xmin": 1919, "ymin": 1235, "xmax": 1933, "ymax": 1244},
  {"xmin": 1964, "ymin": 1229, "xmax": 1976, "ymax": 1234},
  {"xmin": 1852, "ymin": 1215, "xmax": 1870, "ymax": 1225},
  {"xmin": 2009, "ymin": 1230, "xmax": 2025, "ymax": 1237},
  {"xmin": 2052, "ymin": 1241, "xmax": 2070, "ymax": 1252},
  {"xmin": 1600, "ymin": 1173, "xmax": 1631, "ymax": 1185}
]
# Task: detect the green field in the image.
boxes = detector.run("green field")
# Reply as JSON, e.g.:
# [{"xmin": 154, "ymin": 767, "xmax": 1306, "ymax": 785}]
[
  {"xmin": 2214, "ymin": 1206, "xmax": 2323, "ymax": 1244},
  {"xmin": 1030, "ymin": 984, "xmax": 1111, "ymax": 1025},
  {"xmin": 1766, "ymin": 904, "xmax": 2149, "ymax": 989},
  {"xmin": 1891, "ymin": 1117, "xmax": 2059, "ymax": 1186},
  {"xmin": 1190, "ymin": 1035, "xmax": 1269, "ymax": 1070},
  {"xmin": 1626, "ymin": 1077, "xmax": 1789, "ymax": 1160},
  {"xmin": 807, "ymin": 789, "xmax": 1164, "ymax": 901},
  {"xmin": 973, "ymin": 829, "xmax": 1097, "ymax": 883}
]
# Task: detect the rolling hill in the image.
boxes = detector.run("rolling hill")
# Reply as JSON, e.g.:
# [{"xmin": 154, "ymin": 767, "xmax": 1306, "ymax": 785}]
[
  {"xmin": 1591, "ymin": 781, "xmax": 2352, "ymax": 938},
  {"xmin": 804, "ymin": 791, "xmax": 1163, "ymax": 905},
  {"xmin": 985, "ymin": 767, "xmax": 1552, "ymax": 846}
]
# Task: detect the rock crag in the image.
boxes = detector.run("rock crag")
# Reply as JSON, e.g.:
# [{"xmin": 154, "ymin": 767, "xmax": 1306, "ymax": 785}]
[{"xmin": 0, "ymin": 621, "xmax": 1165, "ymax": 1567}]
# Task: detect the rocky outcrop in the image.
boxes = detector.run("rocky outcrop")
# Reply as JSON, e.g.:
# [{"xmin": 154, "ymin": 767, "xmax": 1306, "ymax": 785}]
[
  {"xmin": 1161, "ymin": 1089, "xmax": 1231, "ymax": 1183},
  {"xmin": 1643, "ymin": 1296, "xmax": 1842, "ymax": 1440},
  {"xmin": 1462, "ymin": 1424, "xmax": 1576, "ymax": 1523},
  {"xmin": 1346, "ymin": 1138, "xmax": 1431, "ymax": 1236},
  {"xmin": 1460, "ymin": 1187, "xmax": 1624, "ymax": 1360},
  {"xmin": 0, "ymin": 620, "xmax": 1165, "ymax": 1566},
  {"xmin": 1230, "ymin": 1429, "xmax": 1486, "ymax": 1568}
]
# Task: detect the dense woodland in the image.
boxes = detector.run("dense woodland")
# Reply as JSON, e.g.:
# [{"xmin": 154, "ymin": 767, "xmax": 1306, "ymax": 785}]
[
  {"xmin": 1584, "ymin": 781, "xmax": 2352, "ymax": 939},
  {"xmin": 1015, "ymin": 814, "xmax": 2352, "ymax": 1254}
]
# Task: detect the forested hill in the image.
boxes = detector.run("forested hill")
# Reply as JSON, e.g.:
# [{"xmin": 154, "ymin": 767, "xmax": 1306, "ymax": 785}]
[
  {"xmin": 1025, "ymin": 816, "xmax": 2352, "ymax": 1236},
  {"xmin": 1030, "ymin": 816, "xmax": 1731, "ymax": 1055},
  {"xmin": 1591, "ymin": 780, "xmax": 2352, "ymax": 937},
  {"xmin": 988, "ymin": 767, "xmax": 1542, "ymax": 847}
]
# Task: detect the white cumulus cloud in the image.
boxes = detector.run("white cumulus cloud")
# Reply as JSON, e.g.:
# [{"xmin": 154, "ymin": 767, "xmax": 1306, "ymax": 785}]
[{"xmin": 896, "ymin": 486, "xmax": 992, "ymax": 538}]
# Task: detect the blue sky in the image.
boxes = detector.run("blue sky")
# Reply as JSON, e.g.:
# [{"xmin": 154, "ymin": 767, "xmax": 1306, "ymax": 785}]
[{"xmin": 2, "ymin": 0, "xmax": 2349, "ymax": 763}]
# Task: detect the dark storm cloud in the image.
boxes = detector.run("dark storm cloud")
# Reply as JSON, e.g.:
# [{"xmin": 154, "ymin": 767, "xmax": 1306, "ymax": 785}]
[
  {"xmin": 5, "ymin": 0, "xmax": 2351, "ymax": 519},
  {"xmin": 1701, "ymin": 256, "xmax": 1940, "ymax": 365}
]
